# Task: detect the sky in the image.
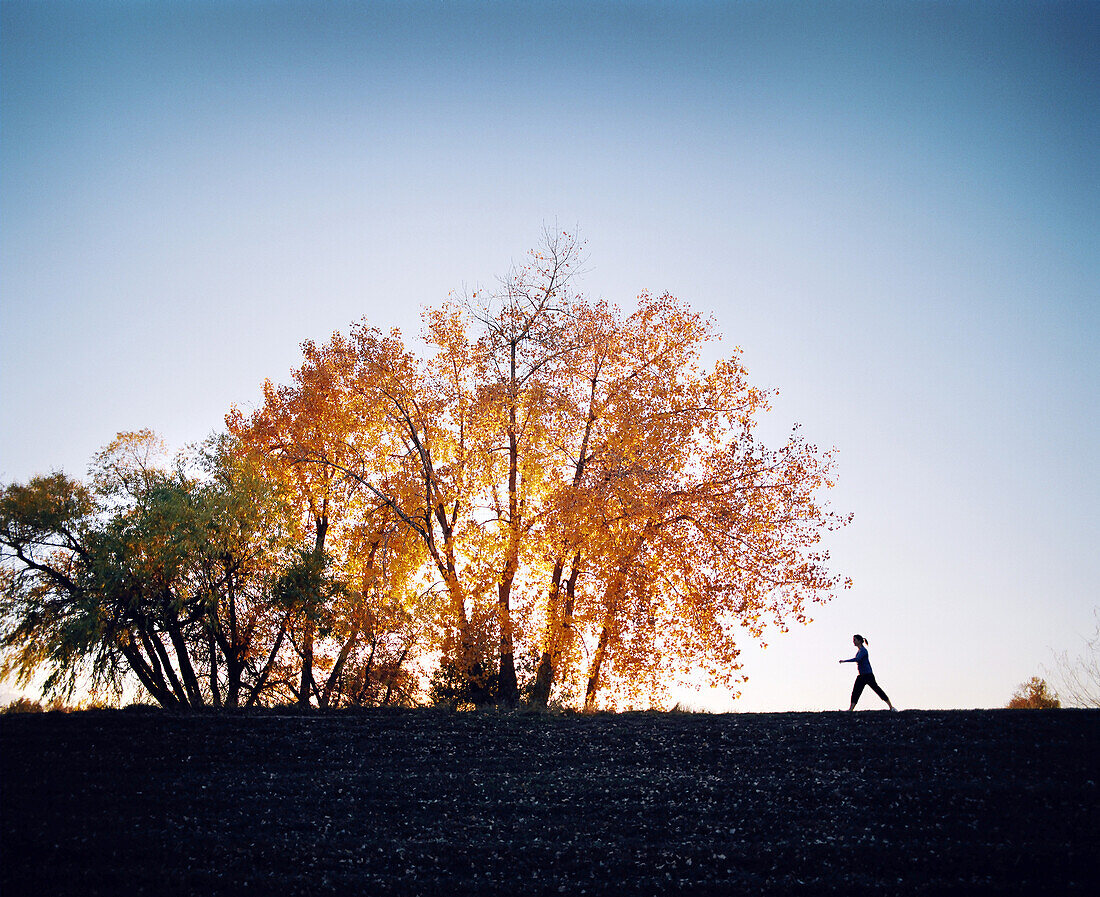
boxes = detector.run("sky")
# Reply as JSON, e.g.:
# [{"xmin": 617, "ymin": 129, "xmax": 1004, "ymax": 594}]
[{"xmin": 2, "ymin": 1, "xmax": 1097, "ymax": 711}]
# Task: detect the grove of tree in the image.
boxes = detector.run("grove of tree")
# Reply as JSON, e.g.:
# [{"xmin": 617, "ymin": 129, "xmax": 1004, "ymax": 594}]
[{"xmin": 1, "ymin": 233, "xmax": 850, "ymax": 710}]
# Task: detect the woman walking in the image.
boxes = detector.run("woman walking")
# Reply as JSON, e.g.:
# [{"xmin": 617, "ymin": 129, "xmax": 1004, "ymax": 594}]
[{"xmin": 840, "ymin": 634, "xmax": 897, "ymax": 711}]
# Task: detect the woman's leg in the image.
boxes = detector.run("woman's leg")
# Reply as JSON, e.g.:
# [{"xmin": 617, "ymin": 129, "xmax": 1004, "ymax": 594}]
[
  {"xmin": 849, "ymin": 675, "xmax": 867, "ymax": 710},
  {"xmin": 866, "ymin": 676, "xmax": 896, "ymax": 710}
]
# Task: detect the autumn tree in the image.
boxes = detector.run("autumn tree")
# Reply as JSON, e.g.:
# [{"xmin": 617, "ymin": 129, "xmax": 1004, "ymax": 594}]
[
  {"xmin": 230, "ymin": 335, "xmax": 365, "ymax": 707},
  {"xmin": 330, "ymin": 318, "xmax": 497, "ymax": 704},
  {"xmin": 1006, "ymin": 677, "xmax": 1061, "ymax": 709},
  {"xmin": 227, "ymin": 331, "xmax": 434, "ymax": 708},
  {"xmin": 248, "ymin": 360, "xmax": 343, "ymax": 707},
  {"xmin": 239, "ymin": 304, "xmax": 554, "ymax": 708},
  {"xmin": 483, "ymin": 284, "xmax": 847, "ymax": 710},
  {"xmin": 244, "ymin": 232, "xmax": 850, "ymax": 709},
  {"xmin": 461, "ymin": 230, "xmax": 587, "ymax": 705}
]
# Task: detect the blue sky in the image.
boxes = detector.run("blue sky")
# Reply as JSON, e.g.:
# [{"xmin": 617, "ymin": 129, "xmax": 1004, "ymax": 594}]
[{"xmin": 2, "ymin": 1, "xmax": 1097, "ymax": 709}]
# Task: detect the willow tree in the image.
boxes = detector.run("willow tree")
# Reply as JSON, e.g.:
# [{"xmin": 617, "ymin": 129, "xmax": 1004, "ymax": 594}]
[{"xmin": 0, "ymin": 431, "xmax": 298, "ymax": 708}]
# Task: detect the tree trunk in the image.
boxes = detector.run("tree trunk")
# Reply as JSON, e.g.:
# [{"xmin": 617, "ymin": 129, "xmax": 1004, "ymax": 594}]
[
  {"xmin": 438, "ymin": 564, "xmax": 476, "ymax": 692},
  {"xmin": 556, "ymin": 558, "xmax": 581, "ymax": 691},
  {"xmin": 496, "ymin": 367, "xmax": 521, "ymax": 707},
  {"xmin": 531, "ymin": 557, "xmax": 566, "ymax": 708},
  {"xmin": 166, "ymin": 618, "xmax": 205, "ymax": 707},
  {"xmin": 321, "ymin": 542, "xmax": 378, "ymax": 707},
  {"xmin": 299, "ymin": 512, "xmax": 329, "ymax": 708},
  {"xmin": 298, "ymin": 620, "xmax": 315, "ymax": 707},
  {"xmin": 535, "ymin": 373, "xmax": 599, "ymax": 707},
  {"xmin": 383, "ymin": 646, "xmax": 409, "ymax": 707},
  {"xmin": 584, "ymin": 620, "xmax": 613, "ymax": 712},
  {"xmin": 208, "ymin": 630, "xmax": 221, "ymax": 709},
  {"xmin": 320, "ymin": 618, "xmax": 362, "ymax": 708},
  {"xmin": 497, "ymin": 569, "xmax": 519, "ymax": 707},
  {"xmin": 532, "ymin": 552, "xmax": 581, "ymax": 708},
  {"xmin": 145, "ymin": 628, "xmax": 191, "ymax": 707},
  {"xmin": 225, "ymin": 567, "xmax": 239, "ymax": 707},
  {"xmin": 245, "ymin": 610, "xmax": 291, "ymax": 708},
  {"xmin": 582, "ymin": 526, "xmax": 653, "ymax": 711},
  {"xmin": 120, "ymin": 635, "xmax": 180, "ymax": 708},
  {"xmin": 360, "ymin": 635, "xmax": 377, "ymax": 705},
  {"xmin": 225, "ymin": 659, "xmax": 241, "ymax": 708}
]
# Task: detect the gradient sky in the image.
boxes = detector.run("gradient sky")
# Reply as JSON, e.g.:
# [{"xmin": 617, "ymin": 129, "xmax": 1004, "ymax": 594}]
[{"xmin": 2, "ymin": 1, "xmax": 1097, "ymax": 710}]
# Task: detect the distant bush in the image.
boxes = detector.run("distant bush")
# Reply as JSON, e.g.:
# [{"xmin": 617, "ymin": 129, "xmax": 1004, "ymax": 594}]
[
  {"xmin": 1006, "ymin": 677, "xmax": 1061, "ymax": 709},
  {"xmin": 1, "ymin": 697, "xmax": 45, "ymax": 714},
  {"xmin": 1, "ymin": 696, "xmax": 116, "ymax": 714},
  {"xmin": 121, "ymin": 702, "xmax": 161, "ymax": 712}
]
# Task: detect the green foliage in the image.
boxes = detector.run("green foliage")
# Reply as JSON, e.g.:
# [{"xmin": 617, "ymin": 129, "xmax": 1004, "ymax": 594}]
[
  {"xmin": 1, "ymin": 431, "xmax": 300, "ymax": 709},
  {"xmin": 428, "ymin": 606, "xmax": 504, "ymax": 709},
  {"xmin": 273, "ymin": 549, "xmax": 346, "ymax": 629},
  {"xmin": 0, "ymin": 472, "xmax": 106, "ymax": 700},
  {"xmin": 0, "ymin": 473, "xmax": 97, "ymax": 539}
]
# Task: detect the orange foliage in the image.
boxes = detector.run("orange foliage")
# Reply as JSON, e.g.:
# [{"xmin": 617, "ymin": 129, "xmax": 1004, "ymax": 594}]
[
  {"xmin": 229, "ymin": 232, "xmax": 850, "ymax": 709},
  {"xmin": 227, "ymin": 333, "xmax": 426, "ymax": 707},
  {"xmin": 1006, "ymin": 677, "xmax": 1061, "ymax": 710}
]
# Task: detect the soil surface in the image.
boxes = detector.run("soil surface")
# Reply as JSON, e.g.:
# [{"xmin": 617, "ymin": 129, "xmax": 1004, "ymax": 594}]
[{"xmin": 2, "ymin": 708, "xmax": 1097, "ymax": 895}]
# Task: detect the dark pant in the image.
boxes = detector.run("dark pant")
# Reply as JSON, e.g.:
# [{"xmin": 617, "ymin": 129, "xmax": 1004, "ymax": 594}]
[{"xmin": 851, "ymin": 673, "xmax": 890, "ymax": 706}]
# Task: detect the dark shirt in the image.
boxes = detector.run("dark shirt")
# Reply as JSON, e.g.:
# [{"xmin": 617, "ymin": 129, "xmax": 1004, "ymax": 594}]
[{"xmin": 842, "ymin": 646, "xmax": 872, "ymax": 676}]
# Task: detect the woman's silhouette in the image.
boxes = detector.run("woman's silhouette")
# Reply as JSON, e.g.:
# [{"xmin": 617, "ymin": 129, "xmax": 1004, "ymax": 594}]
[{"xmin": 839, "ymin": 634, "xmax": 897, "ymax": 711}]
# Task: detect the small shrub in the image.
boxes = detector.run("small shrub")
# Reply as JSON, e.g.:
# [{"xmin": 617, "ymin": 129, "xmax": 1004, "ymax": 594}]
[{"xmin": 1007, "ymin": 676, "xmax": 1061, "ymax": 709}]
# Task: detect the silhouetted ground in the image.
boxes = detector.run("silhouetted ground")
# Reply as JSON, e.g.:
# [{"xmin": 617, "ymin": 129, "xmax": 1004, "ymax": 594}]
[{"xmin": 2, "ymin": 708, "xmax": 1097, "ymax": 895}]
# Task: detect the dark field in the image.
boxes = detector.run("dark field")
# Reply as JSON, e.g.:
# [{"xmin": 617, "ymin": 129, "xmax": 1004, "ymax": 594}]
[{"xmin": 2, "ymin": 708, "xmax": 1097, "ymax": 895}]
